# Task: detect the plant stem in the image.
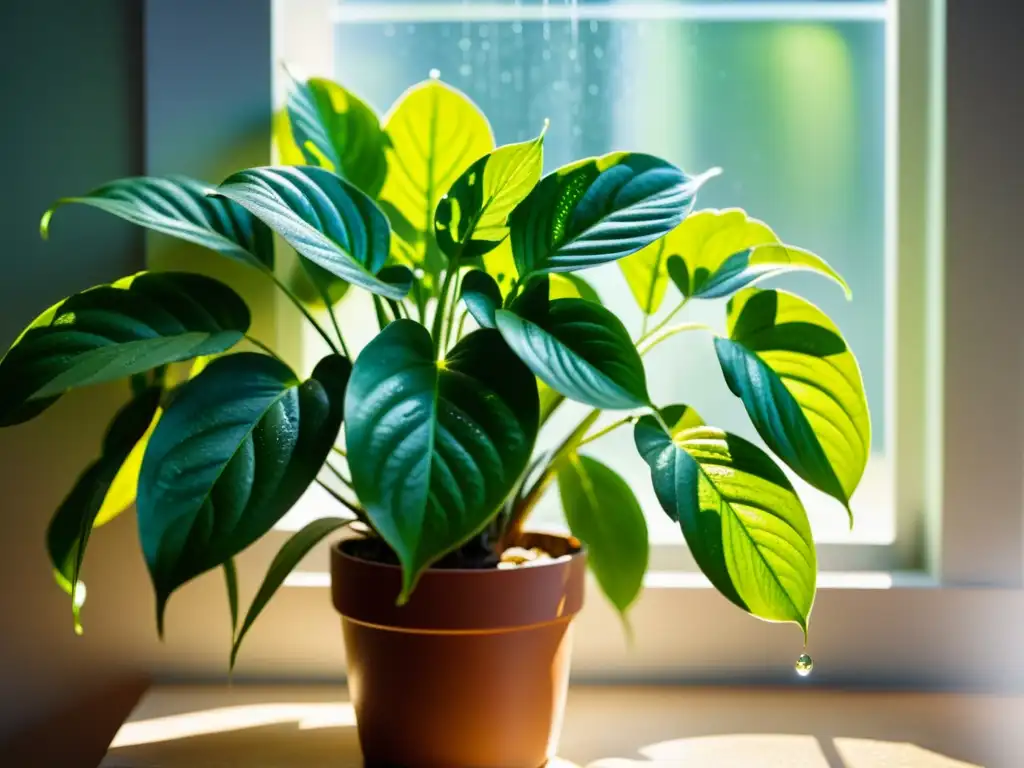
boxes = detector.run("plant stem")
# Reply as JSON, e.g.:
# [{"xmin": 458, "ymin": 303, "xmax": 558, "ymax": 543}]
[
  {"xmin": 315, "ymin": 476, "xmax": 370, "ymax": 525},
  {"xmin": 636, "ymin": 322, "xmax": 713, "ymax": 356},
  {"xmin": 431, "ymin": 251, "xmax": 461, "ymax": 355},
  {"xmin": 324, "ymin": 460, "xmax": 354, "ymax": 490},
  {"xmin": 387, "ymin": 298, "xmax": 405, "ymax": 320},
  {"xmin": 637, "ymin": 296, "xmax": 691, "ymax": 347},
  {"xmin": 245, "ymin": 334, "xmax": 283, "ymax": 361},
  {"xmin": 372, "ymin": 295, "xmax": 391, "ymax": 331},
  {"xmin": 578, "ymin": 415, "xmax": 637, "ymax": 447},
  {"xmin": 331, "ymin": 445, "xmax": 347, "ymax": 458},
  {"xmin": 442, "ymin": 266, "xmax": 463, "ymax": 351},
  {"xmin": 262, "ymin": 267, "xmax": 342, "ymax": 357},
  {"xmin": 455, "ymin": 309, "xmax": 469, "ymax": 342}
]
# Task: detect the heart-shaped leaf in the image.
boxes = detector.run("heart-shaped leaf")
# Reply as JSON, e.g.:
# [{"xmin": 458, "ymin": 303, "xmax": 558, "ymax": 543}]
[
  {"xmin": 345, "ymin": 321, "xmax": 538, "ymax": 598},
  {"xmin": 460, "ymin": 270, "xmax": 503, "ymax": 329},
  {"xmin": 285, "ymin": 76, "xmax": 388, "ymax": 198},
  {"xmin": 634, "ymin": 416, "xmax": 816, "ymax": 634},
  {"xmin": 0, "ymin": 272, "xmax": 250, "ymax": 427},
  {"xmin": 714, "ymin": 288, "xmax": 870, "ymax": 519},
  {"xmin": 495, "ymin": 287, "xmax": 649, "ymax": 410},
  {"xmin": 658, "ymin": 209, "xmax": 849, "ymax": 301},
  {"xmin": 557, "ymin": 454, "xmax": 648, "ymax": 616},
  {"xmin": 380, "ymin": 80, "xmax": 494, "ymax": 282},
  {"xmin": 41, "ymin": 176, "xmax": 274, "ymax": 269},
  {"xmin": 231, "ymin": 516, "xmax": 352, "ymax": 669},
  {"xmin": 510, "ymin": 153, "xmax": 716, "ymax": 279},
  {"xmin": 213, "ymin": 166, "xmax": 412, "ymax": 300},
  {"xmin": 47, "ymin": 385, "xmax": 162, "ymax": 634},
  {"xmin": 138, "ymin": 352, "xmax": 351, "ymax": 633},
  {"xmin": 435, "ymin": 127, "xmax": 545, "ymax": 260}
]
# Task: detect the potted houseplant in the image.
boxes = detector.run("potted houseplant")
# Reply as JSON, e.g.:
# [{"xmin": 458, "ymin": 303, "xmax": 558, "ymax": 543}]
[{"xmin": 1, "ymin": 74, "xmax": 868, "ymax": 768}]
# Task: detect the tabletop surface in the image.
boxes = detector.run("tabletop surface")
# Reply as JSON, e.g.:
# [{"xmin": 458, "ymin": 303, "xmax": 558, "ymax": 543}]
[{"xmin": 98, "ymin": 684, "xmax": 1024, "ymax": 767}]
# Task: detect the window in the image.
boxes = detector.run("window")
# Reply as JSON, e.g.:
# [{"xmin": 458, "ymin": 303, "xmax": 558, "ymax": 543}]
[
  {"xmin": 277, "ymin": 0, "xmax": 917, "ymax": 575},
  {"xmin": 143, "ymin": 0, "xmax": 1024, "ymax": 686}
]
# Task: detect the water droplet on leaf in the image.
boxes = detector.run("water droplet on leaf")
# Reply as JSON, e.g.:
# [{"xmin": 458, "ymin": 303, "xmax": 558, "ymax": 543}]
[
  {"xmin": 429, "ymin": 68, "xmax": 441, "ymax": 80},
  {"xmin": 795, "ymin": 653, "xmax": 813, "ymax": 677}
]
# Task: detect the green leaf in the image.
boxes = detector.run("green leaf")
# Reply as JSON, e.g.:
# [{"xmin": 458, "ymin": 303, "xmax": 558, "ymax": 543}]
[
  {"xmin": 460, "ymin": 270, "xmax": 503, "ymax": 329},
  {"xmin": 47, "ymin": 385, "xmax": 162, "ymax": 634},
  {"xmin": 634, "ymin": 417, "xmax": 816, "ymax": 634},
  {"xmin": 557, "ymin": 454, "xmax": 648, "ymax": 616},
  {"xmin": 380, "ymin": 80, "xmax": 494, "ymax": 282},
  {"xmin": 224, "ymin": 558, "xmax": 239, "ymax": 637},
  {"xmin": 435, "ymin": 127, "xmax": 546, "ymax": 260},
  {"xmin": 659, "ymin": 209, "xmax": 849, "ymax": 300},
  {"xmin": 138, "ymin": 352, "xmax": 351, "ymax": 634},
  {"xmin": 41, "ymin": 176, "xmax": 274, "ymax": 269},
  {"xmin": 345, "ymin": 321, "xmax": 538, "ymax": 599},
  {"xmin": 714, "ymin": 288, "xmax": 870, "ymax": 518},
  {"xmin": 0, "ymin": 272, "xmax": 250, "ymax": 426},
  {"xmin": 509, "ymin": 153, "xmax": 716, "ymax": 278},
  {"xmin": 550, "ymin": 273, "xmax": 602, "ymax": 304},
  {"xmin": 285, "ymin": 76, "xmax": 388, "ymax": 198},
  {"xmin": 618, "ymin": 234, "xmax": 673, "ymax": 316},
  {"xmin": 495, "ymin": 285, "xmax": 649, "ymax": 410},
  {"xmin": 231, "ymin": 516, "xmax": 352, "ymax": 669},
  {"xmin": 213, "ymin": 166, "xmax": 412, "ymax": 300}
]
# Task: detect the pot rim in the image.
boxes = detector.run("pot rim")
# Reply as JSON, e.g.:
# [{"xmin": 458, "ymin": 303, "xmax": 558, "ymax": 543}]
[{"xmin": 330, "ymin": 530, "xmax": 584, "ymax": 576}]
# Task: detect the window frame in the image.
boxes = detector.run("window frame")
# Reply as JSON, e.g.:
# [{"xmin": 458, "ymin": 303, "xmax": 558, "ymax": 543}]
[{"xmin": 143, "ymin": 0, "xmax": 1024, "ymax": 688}]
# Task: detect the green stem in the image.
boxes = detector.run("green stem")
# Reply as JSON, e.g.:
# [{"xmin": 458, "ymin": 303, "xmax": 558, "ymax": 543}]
[
  {"xmin": 262, "ymin": 267, "xmax": 341, "ymax": 357},
  {"xmin": 245, "ymin": 335, "xmax": 283, "ymax": 361},
  {"xmin": 315, "ymin": 476, "xmax": 370, "ymax": 526},
  {"xmin": 636, "ymin": 322, "xmax": 713, "ymax": 356},
  {"xmin": 637, "ymin": 296, "xmax": 691, "ymax": 347},
  {"xmin": 431, "ymin": 251, "xmax": 461, "ymax": 355},
  {"xmin": 578, "ymin": 415, "xmax": 638, "ymax": 447},
  {"xmin": 387, "ymin": 299, "xmax": 405, "ymax": 320},
  {"xmin": 455, "ymin": 309, "xmax": 469, "ymax": 342},
  {"xmin": 372, "ymin": 295, "xmax": 391, "ymax": 332},
  {"xmin": 331, "ymin": 445, "xmax": 347, "ymax": 458},
  {"xmin": 324, "ymin": 460, "xmax": 354, "ymax": 490},
  {"xmin": 442, "ymin": 266, "xmax": 463, "ymax": 351}
]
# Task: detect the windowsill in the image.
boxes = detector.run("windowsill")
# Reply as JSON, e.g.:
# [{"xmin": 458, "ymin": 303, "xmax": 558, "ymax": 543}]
[{"xmin": 98, "ymin": 684, "xmax": 1022, "ymax": 767}]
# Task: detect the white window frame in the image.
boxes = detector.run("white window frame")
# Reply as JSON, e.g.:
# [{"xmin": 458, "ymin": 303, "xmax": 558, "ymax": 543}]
[{"xmin": 143, "ymin": 0, "xmax": 1024, "ymax": 689}]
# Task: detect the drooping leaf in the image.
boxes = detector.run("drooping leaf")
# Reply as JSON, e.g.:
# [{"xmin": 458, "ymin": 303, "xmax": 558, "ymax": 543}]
[
  {"xmin": 634, "ymin": 417, "xmax": 816, "ymax": 634},
  {"xmin": 0, "ymin": 272, "xmax": 250, "ymax": 426},
  {"xmin": 41, "ymin": 176, "xmax": 274, "ymax": 269},
  {"xmin": 231, "ymin": 517, "xmax": 352, "ymax": 669},
  {"xmin": 659, "ymin": 209, "xmax": 849, "ymax": 300},
  {"xmin": 557, "ymin": 454, "xmax": 648, "ymax": 616},
  {"xmin": 224, "ymin": 558, "xmax": 239, "ymax": 637},
  {"xmin": 509, "ymin": 153, "xmax": 716, "ymax": 278},
  {"xmin": 495, "ymin": 284, "xmax": 649, "ymax": 410},
  {"xmin": 213, "ymin": 166, "xmax": 412, "ymax": 300},
  {"xmin": 460, "ymin": 270, "xmax": 503, "ymax": 329},
  {"xmin": 714, "ymin": 288, "xmax": 870, "ymax": 518},
  {"xmin": 285, "ymin": 76, "xmax": 388, "ymax": 198},
  {"xmin": 46, "ymin": 385, "xmax": 162, "ymax": 634},
  {"xmin": 380, "ymin": 80, "xmax": 494, "ymax": 282},
  {"xmin": 345, "ymin": 321, "xmax": 538, "ymax": 599},
  {"xmin": 435, "ymin": 127, "xmax": 545, "ymax": 260},
  {"xmin": 138, "ymin": 352, "xmax": 351, "ymax": 634},
  {"xmin": 92, "ymin": 403, "xmax": 160, "ymax": 527}
]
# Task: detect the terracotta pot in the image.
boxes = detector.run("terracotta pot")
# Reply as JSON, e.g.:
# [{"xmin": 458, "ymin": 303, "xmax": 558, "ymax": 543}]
[{"xmin": 331, "ymin": 532, "xmax": 587, "ymax": 768}]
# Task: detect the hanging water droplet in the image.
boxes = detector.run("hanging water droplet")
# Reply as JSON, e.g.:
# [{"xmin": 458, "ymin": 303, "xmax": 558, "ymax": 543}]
[
  {"xmin": 429, "ymin": 68, "xmax": 441, "ymax": 80},
  {"xmin": 795, "ymin": 653, "xmax": 813, "ymax": 677}
]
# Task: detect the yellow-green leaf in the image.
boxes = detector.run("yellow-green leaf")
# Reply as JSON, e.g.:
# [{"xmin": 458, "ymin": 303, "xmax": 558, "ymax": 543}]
[
  {"xmin": 661, "ymin": 209, "xmax": 849, "ymax": 300},
  {"xmin": 618, "ymin": 236, "xmax": 673, "ymax": 316},
  {"xmin": 380, "ymin": 80, "xmax": 494, "ymax": 281},
  {"xmin": 435, "ymin": 126, "xmax": 546, "ymax": 260},
  {"xmin": 715, "ymin": 288, "xmax": 870, "ymax": 519}
]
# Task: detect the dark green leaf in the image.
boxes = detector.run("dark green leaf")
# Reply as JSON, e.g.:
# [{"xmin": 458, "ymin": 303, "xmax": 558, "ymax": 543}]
[
  {"xmin": 715, "ymin": 288, "xmax": 870, "ymax": 518},
  {"xmin": 214, "ymin": 166, "xmax": 412, "ymax": 300},
  {"xmin": 509, "ymin": 153, "xmax": 716, "ymax": 278},
  {"xmin": 47, "ymin": 386, "xmax": 162, "ymax": 634},
  {"xmin": 634, "ymin": 416, "xmax": 816, "ymax": 634},
  {"xmin": 0, "ymin": 272, "xmax": 250, "ymax": 427},
  {"xmin": 557, "ymin": 454, "xmax": 648, "ymax": 615},
  {"xmin": 460, "ymin": 270, "xmax": 503, "ymax": 329},
  {"xmin": 224, "ymin": 559, "xmax": 239, "ymax": 638},
  {"xmin": 345, "ymin": 321, "xmax": 538, "ymax": 599},
  {"xmin": 495, "ymin": 292, "xmax": 649, "ymax": 410},
  {"xmin": 435, "ymin": 128, "xmax": 545, "ymax": 260},
  {"xmin": 41, "ymin": 176, "xmax": 273, "ymax": 269},
  {"xmin": 660, "ymin": 209, "xmax": 849, "ymax": 301},
  {"xmin": 138, "ymin": 352, "xmax": 351, "ymax": 634},
  {"xmin": 231, "ymin": 516, "xmax": 352, "ymax": 669},
  {"xmin": 285, "ymin": 76, "xmax": 388, "ymax": 198}
]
